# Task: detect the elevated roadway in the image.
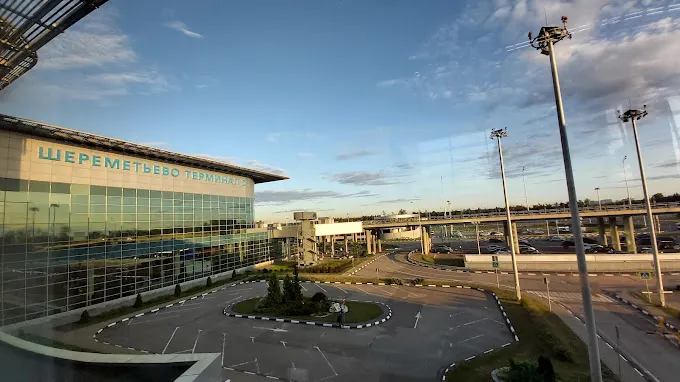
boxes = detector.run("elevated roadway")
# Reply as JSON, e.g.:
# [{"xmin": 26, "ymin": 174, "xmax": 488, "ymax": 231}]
[{"xmin": 363, "ymin": 202, "xmax": 680, "ymax": 229}]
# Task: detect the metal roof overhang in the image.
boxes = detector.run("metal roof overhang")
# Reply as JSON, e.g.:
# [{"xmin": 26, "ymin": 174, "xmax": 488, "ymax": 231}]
[{"xmin": 0, "ymin": 113, "xmax": 288, "ymax": 184}]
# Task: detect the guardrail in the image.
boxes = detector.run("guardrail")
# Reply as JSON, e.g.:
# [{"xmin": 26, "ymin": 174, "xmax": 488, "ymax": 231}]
[{"xmin": 364, "ymin": 202, "xmax": 680, "ymax": 225}]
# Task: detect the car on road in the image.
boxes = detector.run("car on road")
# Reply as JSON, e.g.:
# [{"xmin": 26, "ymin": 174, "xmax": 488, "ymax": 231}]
[
  {"xmin": 520, "ymin": 246, "xmax": 540, "ymax": 254},
  {"xmin": 487, "ymin": 245, "xmax": 506, "ymax": 253},
  {"xmin": 548, "ymin": 236, "xmax": 563, "ymax": 242},
  {"xmin": 582, "ymin": 237, "xmax": 599, "ymax": 245},
  {"xmin": 489, "ymin": 238, "xmax": 504, "ymax": 243},
  {"xmin": 431, "ymin": 246, "xmax": 454, "ymax": 254},
  {"xmin": 517, "ymin": 239, "xmax": 532, "ymax": 246}
]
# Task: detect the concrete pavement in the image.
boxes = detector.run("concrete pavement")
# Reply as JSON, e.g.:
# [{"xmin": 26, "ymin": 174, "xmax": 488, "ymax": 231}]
[{"xmin": 361, "ymin": 250, "xmax": 680, "ymax": 382}]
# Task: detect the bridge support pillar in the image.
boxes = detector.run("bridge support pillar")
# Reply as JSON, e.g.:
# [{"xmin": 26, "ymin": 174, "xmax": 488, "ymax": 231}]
[
  {"xmin": 365, "ymin": 230, "xmax": 373, "ymax": 255},
  {"xmin": 624, "ymin": 216, "xmax": 637, "ymax": 254},
  {"xmin": 377, "ymin": 238, "xmax": 382, "ymax": 253},
  {"xmin": 372, "ymin": 233, "xmax": 378, "ymax": 254},
  {"xmin": 511, "ymin": 222, "xmax": 520, "ymax": 254},
  {"xmin": 503, "ymin": 221, "xmax": 511, "ymax": 248},
  {"xmin": 422, "ymin": 226, "xmax": 430, "ymax": 254},
  {"xmin": 330, "ymin": 236, "xmax": 335, "ymax": 257},
  {"xmin": 344, "ymin": 235, "xmax": 349, "ymax": 255},
  {"xmin": 609, "ymin": 217, "xmax": 621, "ymax": 251},
  {"xmin": 597, "ymin": 217, "xmax": 608, "ymax": 246}
]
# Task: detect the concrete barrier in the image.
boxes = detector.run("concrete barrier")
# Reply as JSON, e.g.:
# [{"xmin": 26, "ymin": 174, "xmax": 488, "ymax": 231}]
[
  {"xmin": 0, "ymin": 331, "xmax": 221, "ymax": 382},
  {"xmin": 464, "ymin": 254, "xmax": 680, "ymax": 272}
]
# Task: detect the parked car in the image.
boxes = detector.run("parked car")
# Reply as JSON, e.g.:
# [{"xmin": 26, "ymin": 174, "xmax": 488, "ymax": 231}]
[
  {"xmin": 518, "ymin": 239, "xmax": 532, "ymax": 246},
  {"xmin": 582, "ymin": 237, "xmax": 599, "ymax": 245},
  {"xmin": 562, "ymin": 240, "xmax": 575, "ymax": 248},
  {"xmin": 489, "ymin": 238, "xmax": 504, "ymax": 244},
  {"xmin": 520, "ymin": 247, "xmax": 540, "ymax": 254},
  {"xmin": 493, "ymin": 249, "xmax": 511, "ymax": 254},
  {"xmin": 548, "ymin": 236, "xmax": 563, "ymax": 242}
]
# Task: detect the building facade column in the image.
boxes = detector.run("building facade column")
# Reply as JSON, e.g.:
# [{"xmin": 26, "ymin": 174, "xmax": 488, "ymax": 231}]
[
  {"xmin": 624, "ymin": 216, "xmax": 637, "ymax": 254},
  {"xmin": 609, "ymin": 217, "xmax": 621, "ymax": 251},
  {"xmin": 597, "ymin": 217, "xmax": 608, "ymax": 246},
  {"xmin": 511, "ymin": 222, "xmax": 520, "ymax": 254}
]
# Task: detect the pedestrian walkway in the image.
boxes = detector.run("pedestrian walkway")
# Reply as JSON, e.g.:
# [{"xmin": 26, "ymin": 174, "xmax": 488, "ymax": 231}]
[{"xmin": 529, "ymin": 291, "xmax": 613, "ymax": 303}]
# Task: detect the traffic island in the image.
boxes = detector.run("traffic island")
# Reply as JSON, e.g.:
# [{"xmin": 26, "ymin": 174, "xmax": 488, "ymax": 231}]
[{"xmin": 225, "ymin": 297, "xmax": 390, "ymax": 328}]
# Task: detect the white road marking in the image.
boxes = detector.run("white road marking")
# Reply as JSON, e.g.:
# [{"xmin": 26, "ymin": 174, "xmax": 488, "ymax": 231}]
[
  {"xmin": 331, "ymin": 284, "xmax": 347, "ymax": 293},
  {"xmin": 300, "ymin": 283, "xmax": 308, "ymax": 291},
  {"xmin": 255, "ymin": 358, "xmax": 260, "ymax": 374},
  {"xmin": 192, "ymin": 329, "xmax": 203, "ymax": 354},
  {"xmin": 450, "ymin": 318, "xmax": 488, "ymax": 330},
  {"xmin": 253, "ymin": 326, "xmax": 288, "ymax": 333},
  {"xmin": 127, "ymin": 318, "xmax": 133, "ymax": 325},
  {"xmin": 130, "ymin": 314, "xmax": 183, "ymax": 325},
  {"xmin": 315, "ymin": 346, "xmax": 338, "ymax": 378},
  {"xmin": 457, "ymin": 334, "xmax": 484, "ymax": 344},
  {"xmin": 280, "ymin": 341, "xmax": 286, "ymax": 347},
  {"xmin": 162, "ymin": 327, "xmax": 180, "ymax": 354},
  {"xmin": 251, "ymin": 336, "xmax": 255, "ymax": 344},
  {"xmin": 315, "ymin": 283, "xmax": 328, "ymax": 293},
  {"xmin": 221, "ymin": 333, "xmax": 227, "ymax": 367},
  {"xmin": 230, "ymin": 359, "xmax": 256, "ymax": 367}
]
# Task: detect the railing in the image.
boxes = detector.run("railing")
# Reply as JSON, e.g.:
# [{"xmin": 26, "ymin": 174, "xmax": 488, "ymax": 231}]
[{"xmin": 363, "ymin": 202, "xmax": 680, "ymax": 225}]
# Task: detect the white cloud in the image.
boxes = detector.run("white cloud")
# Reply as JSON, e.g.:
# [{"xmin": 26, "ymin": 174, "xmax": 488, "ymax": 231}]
[
  {"xmin": 39, "ymin": 9, "xmax": 136, "ymax": 70},
  {"xmin": 165, "ymin": 21, "xmax": 204, "ymax": 39},
  {"xmin": 297, "ymin": 152, "xmax": 314, "ymax": 158},
  {"xmin": 244, "ymin": 160, "xmax": 287, "ymax": 176},
  {"xmin": 266, "ymin": 132, "xmax": 283, "ymax": 143}
]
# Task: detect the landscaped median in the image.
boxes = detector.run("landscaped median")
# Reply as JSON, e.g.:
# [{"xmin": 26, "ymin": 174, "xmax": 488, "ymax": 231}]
[{"xmin": 222, "ymin": 272, "xmax": 391, "ymax": 329}]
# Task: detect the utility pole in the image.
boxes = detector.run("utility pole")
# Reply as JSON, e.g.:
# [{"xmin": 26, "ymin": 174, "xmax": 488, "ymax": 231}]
[
  {"xmin": 618, "ymin": 106, "xmax": 666, "ymax": 307},
  {"xmin": 529, "ymin": 16, "xmax": 602, "ymax": 382},
  {"xmin": 623, "ymin": 156, "xmax": 632, "ymax": 207},
  {"xmin": 490, "ymin": 128, "xmax": 521, "ymax": 301},
  {"xmin": 595, "ymin": 187, "xmax": 602, "ymax": 210},
  {"xmin": 522, "ymin": 166, "xmax": 530, "ymax": 211}
]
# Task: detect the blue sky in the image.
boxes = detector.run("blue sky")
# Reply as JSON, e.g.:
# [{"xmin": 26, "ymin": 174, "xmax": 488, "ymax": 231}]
[{"xmin": 2, "ymin": 0, "xmax": 680, "ymax": 222}]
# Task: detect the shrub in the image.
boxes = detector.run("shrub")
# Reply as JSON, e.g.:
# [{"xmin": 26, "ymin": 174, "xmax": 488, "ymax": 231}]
[
  {"xmin": 79, "ymin": 310, "xmax": 90, "ymax": 324},
  {"xmin": 134, "ymin": 294, "xmax": 143, "ymax": 308},
  {"xmin": 206, "ymin": 277, "xmax": 213, "ymax": 287},
  {"xmin": 265, "ymin": 272, "xmax": 282, "ymax": 306},
  {"xmin": 282, "ymin": 275, "xmax": 295, "ymax": 302},
  {"xmin": 506, "ymin": 359, "xmax": 540, "ymax": 382},
  {"xmin": 388, "ymin": 278, "xmax": 403, "ymax": 285},
  {"xmin": 311, "ymin": 292, "xmax": 327, "ymax": 302},
  {"xmin": 174, "ymin": 284, "xmax": 181, "ymax": 297},
  {"xmin": 412, "ymin": 278, "xmax": 424, "ymax": 285}
]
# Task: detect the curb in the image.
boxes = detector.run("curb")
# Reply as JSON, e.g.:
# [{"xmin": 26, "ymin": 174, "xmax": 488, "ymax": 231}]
[
  {"xmin": 346, "ymin": 252, "xmax": 390, "ymax": 276},
  {"xmin": 222, "ymin": 298, "xmax": 393, "ymax": 329},
  {"xmin": 405, "ymin": 254, "xmax": 680, "ymax": 277}
]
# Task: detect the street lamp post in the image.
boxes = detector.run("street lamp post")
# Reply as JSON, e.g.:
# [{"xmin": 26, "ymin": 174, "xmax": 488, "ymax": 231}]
[
  {"xmin": 447, "ymin": 200, "xmax": 452, "ymax": 236},
  {"xmin": 529, "ymin": 17, "xmax": 602, "ymax": 382},
  {"xmin": 618, "ymin": 106, "xmax": 666, "ymax": 307},
  {"xmin": 623, "ymin": 156, "xmax": 632, "ymax": 207},
  {"xmin": 594, "ymin": 188, "xmax": 602, "ymax": 210},
  {"xmin": 522, "ymin": 166, "xmax": 529, "ymax": 211},
  {"xmin": 489, "ymin": 128, "xmax": 521, "ymax": 301}
]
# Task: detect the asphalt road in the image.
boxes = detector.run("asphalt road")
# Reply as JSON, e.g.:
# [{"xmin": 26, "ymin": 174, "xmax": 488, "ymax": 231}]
[
  {"xmin": 96, "ymin": 280, "xmax": 514, "ymax": 382},
  {"xmin": 360, "ymin": 250, "xmax": 680, "ymax": 382}
]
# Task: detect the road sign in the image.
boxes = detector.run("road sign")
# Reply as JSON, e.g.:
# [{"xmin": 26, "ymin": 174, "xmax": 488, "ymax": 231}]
[
  {"xmin": 640, "ymin": 272, "xmax": 651, "ymax": 280},
  {"xmin": 491, "ymin": 255, "xmax": 499, "ymax": 262},
  {"xmin": 492, "ymin": 261, "xmax": 499, "ymax": 268}
]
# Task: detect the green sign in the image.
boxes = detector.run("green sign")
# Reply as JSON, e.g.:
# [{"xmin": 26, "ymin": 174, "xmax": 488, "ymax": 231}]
[{"xmin": 492, "ymin": 261, "xmax": 499, "ymax": 268}]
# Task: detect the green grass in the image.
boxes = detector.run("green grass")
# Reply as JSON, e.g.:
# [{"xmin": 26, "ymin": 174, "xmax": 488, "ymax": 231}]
[
  {"xmin": 447, "ymin": 291, "xmax": 618, "ymax": 382},
  {"xmin": 232, "ymin": 298, "xmax": 383, "ymax": 324},
  {"xmin": 266, "ymin": 260, "xmax": 298, "ymax": 272}
]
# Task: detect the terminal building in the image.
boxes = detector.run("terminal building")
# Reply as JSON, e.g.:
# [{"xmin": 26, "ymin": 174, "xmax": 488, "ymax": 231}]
[{"xmin": 0, "ymin": 114, "xmax": 287, "ymax": 325}]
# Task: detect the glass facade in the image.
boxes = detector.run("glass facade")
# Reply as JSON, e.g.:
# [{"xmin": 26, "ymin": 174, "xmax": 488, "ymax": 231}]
[{"xmin": 0, "ymin": 178, "xmax": 270, "ymax": 325}]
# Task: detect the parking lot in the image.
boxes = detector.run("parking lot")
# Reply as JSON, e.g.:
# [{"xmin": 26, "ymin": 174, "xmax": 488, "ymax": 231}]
[{"xmin": 96, "ymin": 281, "xmax": 515, "ymax": 381}]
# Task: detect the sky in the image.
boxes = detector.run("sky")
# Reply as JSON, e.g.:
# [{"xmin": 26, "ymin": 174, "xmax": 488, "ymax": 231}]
[{"xmin": 2, "ymin": 0, "xmax": 680, "ymax": 222}]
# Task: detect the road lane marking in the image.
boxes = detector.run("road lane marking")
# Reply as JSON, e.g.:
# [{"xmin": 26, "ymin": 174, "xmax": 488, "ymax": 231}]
[
  {"xmin": 315, "ymin": 283, "xmax": 328, "ymax": 293},
  {"xmin": 457, "ymin": 334, "xmax": 485, "ymax": 344},
  {"xmin": 315, "ymin": 346, "xmax": 338, "ymax": 378},
  {"xmin": 162, "ymin": 327, "xmax": 180, "ymax": 354},
  {"xmin": 191, "ymin": 329, "xmax": 203, "ymax": 354},
  {"xmin": 221, "ymin": 333, "xmax": 226, "ymax": 367}
]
